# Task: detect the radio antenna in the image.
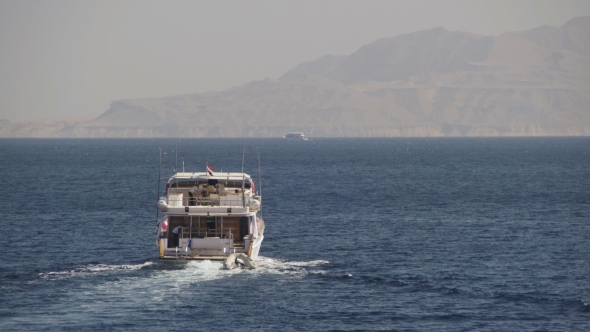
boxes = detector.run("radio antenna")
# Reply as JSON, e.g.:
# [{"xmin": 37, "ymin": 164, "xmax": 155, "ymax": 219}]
[
  {"xmin": 156, "ymin": 148, "xmax": 162, "ymax": 224},
  {"xmin": 258, "ymin": 152, "xmax": 262, "ymax": 218},
  {"xmin": 258, "ymin": 152, "xmax": 262, "ymax": 198},
  {"xmin": 241, "ymin": 141, "xmax": 246, "ymax": 173}
]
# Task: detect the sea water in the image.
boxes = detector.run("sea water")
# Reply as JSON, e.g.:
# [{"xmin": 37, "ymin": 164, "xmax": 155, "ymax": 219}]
[{"xmin": 0, "ymin": 137, "xmax": 589, "ymax": 331}]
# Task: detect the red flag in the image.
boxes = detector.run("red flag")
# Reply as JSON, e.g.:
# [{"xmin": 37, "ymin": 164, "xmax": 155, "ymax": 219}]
[{"xmin": 206, "ymin": 163, "xmax": 215, "ymax": 176}]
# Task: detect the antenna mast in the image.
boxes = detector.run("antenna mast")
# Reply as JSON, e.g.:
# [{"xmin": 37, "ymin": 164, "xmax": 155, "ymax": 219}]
[
  {"xmin": 156, "ymin": 148, "xmax": 162, "ymax": 224},
  {"xmin": 241, "ymin": 141, "xmax": 246, "ymax": 173},
  {"xmin": 258, "ymin": 152, "xmax": 262, "ymax": 198},
  {"xmin": 258, "ymin": 152, "xmax": 262, "ymax": 219}
]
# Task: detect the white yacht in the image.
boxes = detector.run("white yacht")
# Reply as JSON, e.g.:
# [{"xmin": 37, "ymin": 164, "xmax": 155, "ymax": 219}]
[
  {"xmin": 285, "ymin": 132, "xmax": 308, "ymax": 140},
  {"xmin": 156, "ymin": 169, "xmax": 264, "ymax": 268}
]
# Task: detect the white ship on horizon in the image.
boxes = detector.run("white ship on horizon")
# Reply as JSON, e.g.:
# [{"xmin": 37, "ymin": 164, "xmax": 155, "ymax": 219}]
[{"xmin": 284, "ymin": 132, "xmax": 308, "ymax": 140}]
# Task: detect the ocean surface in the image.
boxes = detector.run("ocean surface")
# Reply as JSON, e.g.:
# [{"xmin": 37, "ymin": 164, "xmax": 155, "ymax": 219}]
[{"xmin": 0, "ymin": 137, "xmax": 589, "ymax": 331}]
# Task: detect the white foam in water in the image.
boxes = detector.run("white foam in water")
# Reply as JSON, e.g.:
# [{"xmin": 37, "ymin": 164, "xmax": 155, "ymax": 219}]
[
  {"xmin": 69, "ymin": 260, "xmax": 231, "ymax": 310},
  {"xmin": 40, "ymin": 257, "xmax": 328, "ymax": 284},
  {"xmin": 31, "ymin": 257, "xmax": 331, "ymax": 321},
  {"xmin": 89, "ymin": 257, "xmax": 330, "ymax": 304},
  {"xmin": 156, "ymin": 260, "xmax": 229, "ymax": 288},
  {"xmin": 39, "ymin": 262, "xmax": 155, "ymax": 280},
  {"xmin": 251, "ymin": 257, "xmax": 329, "ymax": 276},
  {"xmin": 38, "ymin": 257, "xmax": 330, "ymax": 305},
  {"xmin": 283, "ymin": 259, "xmax": 330, "ymax": 267}
]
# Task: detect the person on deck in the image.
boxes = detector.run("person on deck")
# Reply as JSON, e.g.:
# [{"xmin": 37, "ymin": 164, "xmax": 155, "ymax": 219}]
[
  {"xmin": 172, "ymin": 226, "xmax": 182, "ymax": 247},
  {"xmin": 189, "ymin": 185, "xmax": 198, "ymax": 206}
]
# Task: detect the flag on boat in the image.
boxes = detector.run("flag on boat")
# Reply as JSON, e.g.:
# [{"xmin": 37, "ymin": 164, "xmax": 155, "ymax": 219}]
[{"xmin": 206, "ymin": 163, "xmax": 215, "ymax": 176}]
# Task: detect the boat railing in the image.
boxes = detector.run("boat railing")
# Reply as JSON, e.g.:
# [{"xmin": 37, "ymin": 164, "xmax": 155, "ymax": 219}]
[
  {"xmin": 182, "ymin": 196, "xmax": 248, "ymax": 208},
  {"xmin": 178, "ymin": 227, "xmax": 235, "ymax": 239},
  {"xmin": 169, "ymin": 188, "xmax": 251, "ymax": 208}
]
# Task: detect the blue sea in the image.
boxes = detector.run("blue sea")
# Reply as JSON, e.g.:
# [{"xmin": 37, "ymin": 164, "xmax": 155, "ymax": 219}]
[{"xmin": 1, "ymin": 137, "xmax": 589, "ymax": 331}]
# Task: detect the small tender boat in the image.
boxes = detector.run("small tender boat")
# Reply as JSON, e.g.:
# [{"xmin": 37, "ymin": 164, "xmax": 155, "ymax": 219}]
[
  {"xmin": 156, "ymin": 167, "xmax": 264, "ymax": 268},
  {"xmin": 284, "ymin": 132, "xmax": 308, "ymax": 140}
]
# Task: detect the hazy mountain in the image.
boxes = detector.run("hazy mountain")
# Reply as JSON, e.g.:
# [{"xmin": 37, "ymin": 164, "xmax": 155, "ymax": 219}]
[{"xmin": 3, "ymin": 16, "xmax": 590, "ymax": 138}]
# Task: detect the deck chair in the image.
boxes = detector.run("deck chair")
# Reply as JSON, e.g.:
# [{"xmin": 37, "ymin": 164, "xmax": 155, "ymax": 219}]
[{"xmin": 209, "ymin": 194, "xmax": 220, "ymax": 206}]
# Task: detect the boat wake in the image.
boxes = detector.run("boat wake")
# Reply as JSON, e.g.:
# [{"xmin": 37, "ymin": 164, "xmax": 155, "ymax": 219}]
[
  {"xmin": 38, "ymin": 257, "xmax": 329, "ymax": 285},
  {"xmin": 39, "ymin": 262, "xmax": 155, "ymax": 280},
  {"xmin": 26, "ymin": 257, "xmax": 331, "ymax": 325},
  {"xmin": 252, "ymin": 257, "xmax": 329, "ymax": 276}
]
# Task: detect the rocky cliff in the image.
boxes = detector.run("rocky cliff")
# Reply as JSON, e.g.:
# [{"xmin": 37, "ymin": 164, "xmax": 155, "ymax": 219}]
[{"xmin": 3, "ymin": 16, "xmax": 590, "ymax": 138}]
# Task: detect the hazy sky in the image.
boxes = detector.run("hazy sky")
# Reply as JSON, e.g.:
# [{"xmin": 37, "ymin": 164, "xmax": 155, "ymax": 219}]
[{"xmin": 1, "ymin": 0, "xmax": 590, "ymax": 121}]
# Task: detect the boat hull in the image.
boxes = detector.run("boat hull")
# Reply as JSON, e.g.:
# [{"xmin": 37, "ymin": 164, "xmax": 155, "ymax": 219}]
[{"xmin": 158, "ymin": 237, "xmax": 264, "ymax": 261}]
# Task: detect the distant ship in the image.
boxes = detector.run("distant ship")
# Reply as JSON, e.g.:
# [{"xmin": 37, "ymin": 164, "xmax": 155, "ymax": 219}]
[{"xmin": 284, "ymin": 132, "xmax": 308, "ymax": 140}]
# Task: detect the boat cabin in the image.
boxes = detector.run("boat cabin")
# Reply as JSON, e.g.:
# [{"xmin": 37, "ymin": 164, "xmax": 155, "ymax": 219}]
[{"xmin": 161, "ymin": 172, "xmax": 259, "ymax": 210}]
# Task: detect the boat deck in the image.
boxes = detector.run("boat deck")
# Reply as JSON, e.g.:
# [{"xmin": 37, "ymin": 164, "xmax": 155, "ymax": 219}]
[{"xmin": 160, "ymin": 254, "xmax": 228, "ymax": 261}]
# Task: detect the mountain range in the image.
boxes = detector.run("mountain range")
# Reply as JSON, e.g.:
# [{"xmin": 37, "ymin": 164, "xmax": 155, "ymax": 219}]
[{"xmin": 3, "ymin": 16, "xmax": 590, "ymax": 137}]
